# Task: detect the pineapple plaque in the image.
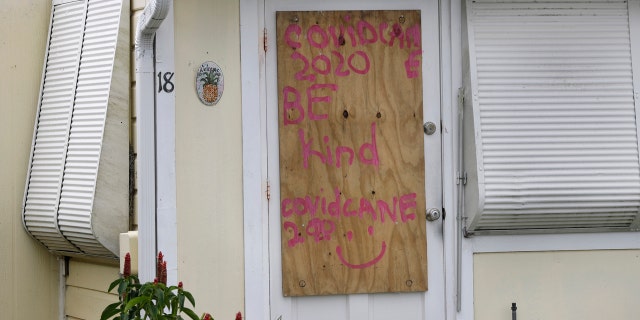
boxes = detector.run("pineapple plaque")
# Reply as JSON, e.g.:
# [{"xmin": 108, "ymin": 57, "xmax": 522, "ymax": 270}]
[{"xmin": 196, "ymin": 61, "xmax": 224, "ymax": 106}]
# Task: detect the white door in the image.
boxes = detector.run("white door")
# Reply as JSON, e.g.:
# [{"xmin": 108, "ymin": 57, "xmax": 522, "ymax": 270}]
[{"xmin": 265, "ymin": 0, "xmax": 444, "ymax": 319}]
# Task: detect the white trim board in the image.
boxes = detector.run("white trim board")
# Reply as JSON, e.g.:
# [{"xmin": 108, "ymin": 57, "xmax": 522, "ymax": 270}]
[
  {"xmin": 469, "ymin": 232, "xmax": 640, "ymax": 254},
  {"xmin": 240, "ymin": 1, "xmax": 270, "ymax": 320},
  {"xmin": 155, "ymin": 3, "xmax": 178, "ymax": 286}
]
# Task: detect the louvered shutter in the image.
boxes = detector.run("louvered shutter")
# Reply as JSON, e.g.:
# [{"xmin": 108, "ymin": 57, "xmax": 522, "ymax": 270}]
[
  {"xmin": 463, "ymin": 0, "xmax": 640, "ymax": 234},
  {"xmin": 23, "ymin": 0, "xmax": 129, "ymax": 258}
]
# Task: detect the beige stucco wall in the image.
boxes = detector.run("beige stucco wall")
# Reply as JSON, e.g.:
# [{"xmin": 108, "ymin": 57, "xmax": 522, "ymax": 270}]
[
  {"xmin": 0, "ymin": 1, "xmax": 61, "ymax": 319},
  {"xmin": 174, "ymin": 0, "xmax": 245, "ymax": 318},
  {"xmin": 474, "ymin": 250, "xmax": 640, "ymax": 320}
]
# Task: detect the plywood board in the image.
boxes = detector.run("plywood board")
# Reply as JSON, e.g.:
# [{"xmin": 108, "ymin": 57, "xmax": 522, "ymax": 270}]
[{"xmin": 276, "ymin": 10, "xmax": 427, "ymax": 296}]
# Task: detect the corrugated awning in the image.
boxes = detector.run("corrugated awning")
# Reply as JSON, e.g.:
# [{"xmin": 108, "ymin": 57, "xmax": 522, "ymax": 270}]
[
  {"xmin": 22, "ymin": 0, "xmax": 129, "ymax": 258},
  {"xmin": 464, "ymin": 0, "xmax": 640, "ymax": 234}
]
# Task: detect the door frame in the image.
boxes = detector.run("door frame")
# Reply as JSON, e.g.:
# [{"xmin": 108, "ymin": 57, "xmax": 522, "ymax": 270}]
[
  {"xmin": 240, "ymin": 0, "xmax": 458, "ymax": 319},
  {"xmin": 240, "ymin": 0, "xmax": 271, "ymax": 319}
]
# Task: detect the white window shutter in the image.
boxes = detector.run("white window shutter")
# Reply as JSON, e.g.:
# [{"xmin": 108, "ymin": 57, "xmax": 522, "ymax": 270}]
[
  {"xmin": 464, "ymin": 0, "xmax": 640, "ymax": 234},
  {"xmin": 23, "ymin": 0, "xmax": 129, "ymax": 258},
  {"xmin": 23, "ymin": 1, "xmax": 86, "ymax": 254}
]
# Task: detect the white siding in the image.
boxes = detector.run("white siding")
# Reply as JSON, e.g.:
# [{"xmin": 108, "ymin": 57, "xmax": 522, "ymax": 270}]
[{"xmin": 65, "ymin": 260, "xmax": 119, "ymax": 320}]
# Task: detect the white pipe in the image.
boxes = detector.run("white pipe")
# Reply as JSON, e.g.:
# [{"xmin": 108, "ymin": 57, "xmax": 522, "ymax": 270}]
[
  {"xmin": 58, "ymin": 257, "xmax": 66, "ymax": 320},
  {"xmin": 135, "ymin": 0, "xmax": 170, "ymax": 282}
]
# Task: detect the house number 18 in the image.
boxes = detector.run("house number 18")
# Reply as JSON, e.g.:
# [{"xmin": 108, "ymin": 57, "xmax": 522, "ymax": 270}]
[{"xmin": 157, "ymin": 72, "xmax": 175, "ymax": 93}]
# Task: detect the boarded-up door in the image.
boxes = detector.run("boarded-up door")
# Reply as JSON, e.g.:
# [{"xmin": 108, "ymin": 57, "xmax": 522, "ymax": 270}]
[
  {"xmin": 266, "ymin": 0, "xmax": 444, "ymax": 318},
  {"xmin": 277, "ymin": 10, "xmax": 426, "ymax": 296}
]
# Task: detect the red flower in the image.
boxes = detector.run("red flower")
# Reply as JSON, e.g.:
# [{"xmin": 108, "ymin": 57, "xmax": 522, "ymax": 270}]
[
  {"xmin": 159, "ymin": 261, "xmax": 168, "ymax": 285},
  {"xmin": 178, "ymin": 281, "xmax": 183, "ymax": 289},
  {"xmin": 123, "ymin": 252, "xmax": 131, "ymax": 277},
  {"xmin": 156, "ymin": 251, "xmax": 165, "ymax": 280},
  {"xmin": 235, "ymin": 311, "xmax": 242, "ymax": 320},
  {"xmin": 202, "ymin": 313, "xmax": 212, "ymax": 320}
]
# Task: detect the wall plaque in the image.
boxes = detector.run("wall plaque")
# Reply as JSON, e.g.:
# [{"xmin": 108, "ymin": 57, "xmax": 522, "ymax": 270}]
[{"xmin": 196, "ymin": 61, "xmax": 224, "ymax": 106}]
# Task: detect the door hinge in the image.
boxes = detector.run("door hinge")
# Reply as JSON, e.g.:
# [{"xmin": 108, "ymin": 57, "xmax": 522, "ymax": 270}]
[
  {"xmin": 457, "ymin": 171, "xmax": 467, "ymax": 185},
  {"xmin": 266, "ymin": 180, "xmax": 271, "ymax": 201},
  {"xmin": 263, "ymin": 28, "xmax": 268, "ymax": 53},
  {"xmin": 457, "ymin": 87, "xmax": 465, "ymax": 108}
]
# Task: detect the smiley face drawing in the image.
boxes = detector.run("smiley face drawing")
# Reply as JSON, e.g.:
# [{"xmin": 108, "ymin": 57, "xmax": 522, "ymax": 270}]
[{"xmin": 335, "ymin": 225, "xmax": 387, "ymax": 269}]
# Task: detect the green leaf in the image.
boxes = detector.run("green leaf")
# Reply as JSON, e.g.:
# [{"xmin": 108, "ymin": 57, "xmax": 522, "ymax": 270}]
[
  {"xmin": 118, "ymin": 279, "xmax": 129, "ymax": 296},
  {"xmin": 155, "ymin": 288, "xmax": 165, "ymax": 309},
  {"xmin": 108, "ymin": 278, "xmax": 123, "ymax": 293},
  {"xmin": 171, "ymin": 296, "xmax": 179, "ymax": 314},
  {"xmin": 100, "ymin": 302, "xmax": 121, "ymax": 320},
  {"xmin": 165, "ymin": 287, "xmax": 176, "ymax": 299},
  {"xmin": 183, "ymin": 291, "xmax": 196, "ymax": 307},
  {"xmin": 148, "ymin": 303, "xmax": 159, "ymax": 318},
  {"xmin": 124, "ymin": 296, "xmax": 149, "ymax": 312},
  {"xmin": 178, "ymin": 294, "xmax": 185, "ymax": 309},
  {"xmin": 140, "ymin": 283, "xmax": 154, "ymax": 296},
  {"xmin": 182, "ymin": 307, "xmax": 200, "ymax": 320}
]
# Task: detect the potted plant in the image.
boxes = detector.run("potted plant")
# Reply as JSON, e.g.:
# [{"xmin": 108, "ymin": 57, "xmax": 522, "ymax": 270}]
[{"xmin": 101, "ymin": 252, "xmax": 241, "ymax": 320}]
